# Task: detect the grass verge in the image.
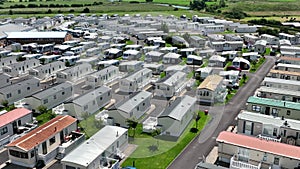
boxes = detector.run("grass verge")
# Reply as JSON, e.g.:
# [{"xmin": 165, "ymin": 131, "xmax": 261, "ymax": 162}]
[{"xmin": 250, "ymin": 57, "xmax": 266, "ymax": 73}]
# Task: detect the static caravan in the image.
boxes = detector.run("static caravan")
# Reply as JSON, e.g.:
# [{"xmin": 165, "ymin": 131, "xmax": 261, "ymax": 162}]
[
  {"xmin": 97, "ymin": 60, "xmax": 120, "ymax": 69},
  {"xmin": 195, "ymin": 67, "xmax": 213, "ymax": 80},
  {"xmin": 104, "ymin": 48, "xmax": 123, "ymax": 59},
  {"xmin": 119, "ymin": 61, "xmax": 143, "ymax": 73},
  {"xmin": 78, "ymin": 41, "xmax": 97, "ymax": 50},
  {"xmin": 145, "ymin": 51, "xmax": 163, "ymax": 63},
  {"xmin": 53, "ymin": 45, "xmax": 72, "ymax": 55},
  {"xmin": 39, "ymin": 55, "xmax": 61, "ymax": 64},
  {"xmin": 70, "ymin": 46, "xmax": 84, "ymax": 55},
  {"xmin": 125, "ymin": 44, "xmax": 142, "ymax": 51},
  {"xmin": 180, "ymin": 48, "xmax": 196, "ymax": 58},
  {"xmin": 22, "ymin": 54, "xmax": 42, "ymax": 60},
  {"xmin": 122, "ymin": 50, "xmax": 141, "ymax": 60},
  {"xmin": 187, "ymin": 55, "xmax": 203, "ymax": 65},
  {"xmin": 85, "ymin": 66, "xmax": 119, "ymax": 88},
  {"xmin": 163, "ymin": 53, "xmax": 181, "ymax": 64},
  {"xmin": 86, "ymin": 47, "xmax": 101, "ymax": 57},
  {"xmin": 58, "ymin": 56, "xmax": 80, "ymax": 66},
  {"xmin": 97, "ymin": 42, "xmax": 110, "ymax": 51},
  {"xmin": 276, "ymin": 63, "xmax": 300, "ymax": 72},
  {"xmin": 262, "ymin": 77, "xmax": 300, "ymax": 91},
  {"xmin": 0, "ymin": 50, "xmax": 11, "ymax": 58},
  {"xmin": 143, "ymin": 63, "xmax": 164, "ymax": 75},
  {"xmin": 35, "ymin": 43, "xmax": 54, "ymax": 54},
  {"xmin": 62, "ymin": 40, "xmax": 80, "ymax": 47}
]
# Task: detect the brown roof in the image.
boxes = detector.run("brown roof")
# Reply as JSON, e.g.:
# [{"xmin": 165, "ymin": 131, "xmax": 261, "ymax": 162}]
[
  {"xmin": 6, "ymin": 115, "xmax": 77, "ymax": 151},
  {"xmin": 280, "ymin": 56, "xmax": 300, "ymax": 61},
  {"xmin": 0, "ymin": 108, "xmax": 31, "ymax": 128},
  {"xmin": 269, "ymin": 69, "xmax": 300, "ymax": 76},
  {"xmin": 217, "ymin": 131, "xmax": 300, "ymax": 160},
  {"xmin": 198, "ymin": 75, "xmax": 223, "ymax": 91}
]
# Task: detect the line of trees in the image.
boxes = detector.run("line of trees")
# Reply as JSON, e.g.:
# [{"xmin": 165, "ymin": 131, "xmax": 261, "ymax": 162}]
[{"xmin": 9, "ymin": 2, "xmax": 102, "ymax": 9}]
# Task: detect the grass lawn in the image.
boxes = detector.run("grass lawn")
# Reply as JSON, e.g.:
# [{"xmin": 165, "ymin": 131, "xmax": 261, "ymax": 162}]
[
  {"xmin": 187, "ymin": 71, "xmax": 194, "ymax": 79},
  {"xmin": 239, "ymin": 76, "xmax": 249, "ymax": 87},
  {"xmin": 180, "ymin": 57, "xmax": 187, "ymax": 65},
  {"xmin": 160, "ymin": 71, "xmax": 166, "ymax": 78},
  {"xmin": 200, "ymin": 59, "xmax": 208, "ymax": 68},
  {"xmin": 78, "ymin": 114, "xmax": 103, "ymax": 138},
  {"xmin": 264, "ymin": 48, "xmax": 271, "ymax": 55},
  {"xmin": 35, "ymin": 110, "xmax": 56, "ymax": 125},
  {"xmin": 122, "ymin": 111, "xmax": 211, "ymax": 169},
  {"xmin": 225, "ymin": 89, "xmax": 236, "ymax": 103},
  {"xmin": 139, "ymin": 55, "xmax": 145, "ymax": 61},
  {"xmin": 250, "ymin": 57, "xmax": 266, "ymax": 73},
  {"xmin": 224, "ymin": 61, "xmax": 232, "ymax": 70}
]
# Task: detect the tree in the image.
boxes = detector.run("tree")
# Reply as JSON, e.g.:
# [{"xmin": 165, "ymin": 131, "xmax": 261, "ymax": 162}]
[
  {"xmin": 40, "ymin": 58, "xmax": 46, "ymax": 65},
  {"xmin": 82, "ymin": 7, "xmax": 90, "ymax": 13},
  {"xmin": 65, "ymin": 60, "xmax": 71, "ymax": 67},
  {"xmin": 8, "ymin": 9, "xmax": 13, "ymax": 15},
  {"xmin": 37, "ymin": 105, "xmax": 47, "ymax": 114},
  {"xmin": 223, "ymin": 8, "xmax": 247, "ymax": 20},
  {"xmin": 190, "ymin": 0, "xmax": 206, "ymax": 11},
  {"xmin": 126, "ymin": 119, "xmax": 138, "ymax": 137},
  {"xmin": 94, "ymin": 119, "xmax": 103, "ymax": 129},
  {"xmin": 1, "ymin": 100, "xmax": 8, "ymax": 107},
  {"xmin": 145, "ymin": 0, "xmax": 153, "ymax": 2},
  {"xmin": 219, "ymin": 0, "xmax": 226, "ymax": 8}
]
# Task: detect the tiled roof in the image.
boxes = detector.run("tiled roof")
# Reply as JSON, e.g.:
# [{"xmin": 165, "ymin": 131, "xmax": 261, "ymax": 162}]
[
  {"xmin": 269, "ymin": 69, "xmax": 300, "ymax": 76},
  {"xmin": 6, "ymin": 115, "xmax": 76, "ymax": 151},
  {"xmin": 217, "ymin": 131, "xmax": 300, "ymax": 160},
  {"xmin": 0, "ymin": 108, "xmax": 32, "ymax": 128}
]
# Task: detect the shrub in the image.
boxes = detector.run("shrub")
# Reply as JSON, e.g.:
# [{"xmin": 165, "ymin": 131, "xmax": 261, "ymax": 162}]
[{"xmin": 129, "ymin": 1, "xmax": 140, "ymax": 3}]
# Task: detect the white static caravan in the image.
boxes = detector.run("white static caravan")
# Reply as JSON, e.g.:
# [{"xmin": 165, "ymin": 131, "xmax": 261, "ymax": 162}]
[
  {"xmin": 104, "ymin": 48, "xmax": 123, "ymax": 59},
  {"xmin": 0, "ymin": 50, "xmax": 11, "ymax": 58},
  {"xmin": 195, "ymin": 67, "xmax": 213, "ymax": 80},
  {"xmin": 97, "ymin": 42, "xmax": 110, "ymax": 51},
  {"xmin": 36, "ymin": 43, "xmax": 54, "ymax": 54},
  {"xmin": 262, "ymin": 77, "xmax": 300, "ymax": 91},
  {"xmin": 58, "ymin": 55, "xmax": 80, "ymax": 66},
  {"xmin": 85, "ymin": 66, "xmax": 119, "ymax": 88},
  {"xmin": 70, "ymin": 46, "xmax": 84, "ymax": 55},
  {"xmin": 122, "ymin": 50, "xmax": 141, "ymax": 60},
  {"xmin": 143, "ymin": 46, "xmax": 159, "ymax": 54},
  {"xmin": 53, "ymin": 45, "xmax": 72, "ymax": 55},
  {"xmin": 0, "ymin": 78, "xmax": 41, "ymax": 104},
  {"xmin": 187, "ymin": 55, "xmax": 203, "ymax": 65},
  {"xmin": 24, "ymin": 82, "xmax": 73, "ymax": 110},
  {"xmin": 97, "ymin": 60, "xmax": 120, "ymax": 69},
  {"xmin": 28, "ymin": 61, "xmax": 66, "ymax": 80},
  {"xmin": 155, "ymin": 71, "xmax": 186, "ymax": 98},
  {"xmin": 78, "ymin": 41, "xmax": 97, "ymax": 50},
  {"xmin": 62, "ymin": 40, "xmax": 80, "ymax": 47},
  {"xmin": 76, "ymin": 56, "xmax": 100, "ymax": 66},
  {"xmin": 119, "ymin": 68, "xmax": 152, "ymax": 93},
  {"xmin": 159, "ymin": 47, "xmax": 178, "ymax": 54},
  {"xmin": 143, "ymin": 63, "xmax": 164, "ymax": 75},
  {"xmin": 56, "ymin": 63, "xmax": 93, "ymax": 83},
  {"xmin": 61, "ymin": 126, "xmax": 128, "ymax": 169},
  {"xmin": 2, "ymin": 59, "xmax": 40, "ymax": 77},
  {"xmin": 125, "ymin": 44, "xmax": 142, "ymax": 51},
  {"xmin": 86, "ymin": 47, "xmax": 102, "ymax": 58},
  {"xmin": 22, "ymin": 54, "xmax": 42, "ymax": 60},
  {"xmin": 39, "ymin": 55, "xmax": 61, "ymax": 64},
  {"xmin": 276, "ymin": 63, "xmax": 300, "ymax": 72},
  {"xmin": 145, "ymin": 51, "xmax": 164, "ymax": 63},
  {"xmin": 163, "ymin": 53, "xmax": 182, "ymax": 65},
  {"xmin": 119, "ymin": 61, "xmax": 143, "ymax": 73},
  {"xmin": 64, "ymin": 86, "xmax": 112, "ymax": 118},
  {"xmin": 242, "ymin": 52, "xmax": 260, "ymax": 62}
]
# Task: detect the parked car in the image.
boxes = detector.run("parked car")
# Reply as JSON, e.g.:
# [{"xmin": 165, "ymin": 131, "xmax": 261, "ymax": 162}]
[{"xmin": 226, "ymin": 66, "xmax": 242, "ymax": 72}]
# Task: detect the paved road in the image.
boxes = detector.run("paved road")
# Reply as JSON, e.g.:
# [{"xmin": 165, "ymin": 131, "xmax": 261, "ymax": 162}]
[{"xmin": 167, "ymin": 56, "xmax": 276, "ymax": 169}]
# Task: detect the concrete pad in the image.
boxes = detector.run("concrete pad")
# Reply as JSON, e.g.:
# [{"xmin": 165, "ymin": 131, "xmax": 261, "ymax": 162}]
[{"xmin": 205, "ymin": 146, "xmax": 218, "ymax": 164}]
